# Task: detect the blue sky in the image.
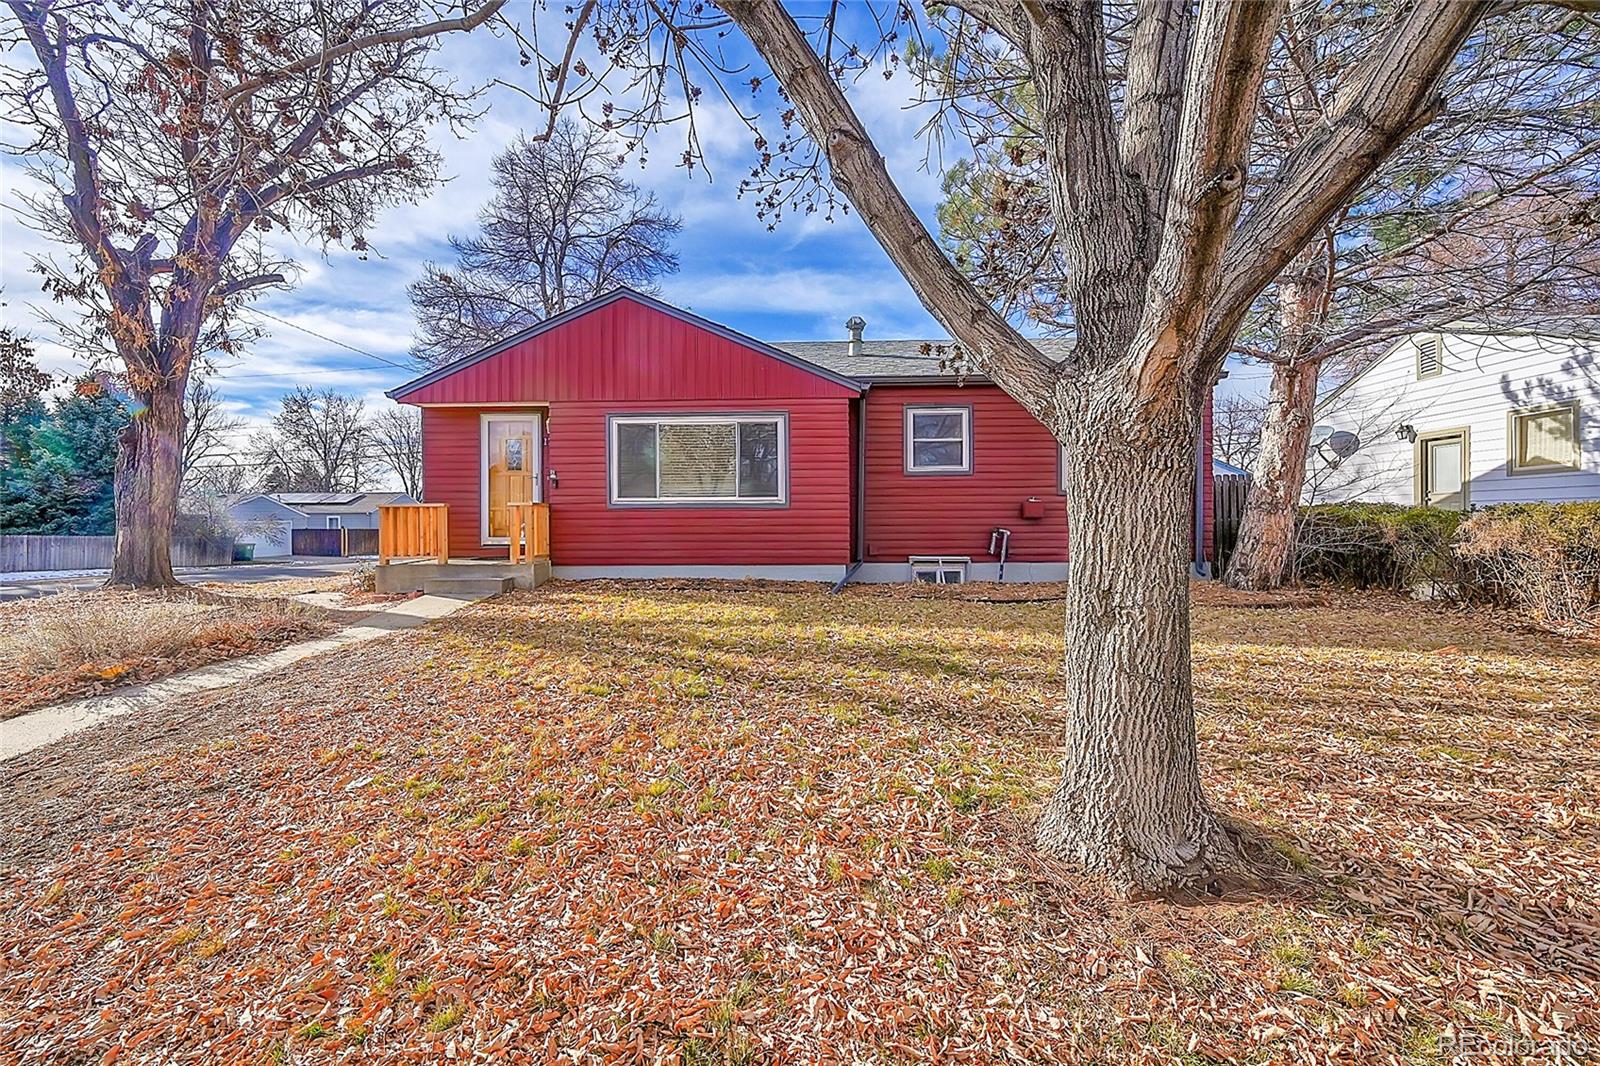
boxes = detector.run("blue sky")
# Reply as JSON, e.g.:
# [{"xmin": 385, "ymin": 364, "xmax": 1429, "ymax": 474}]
[{"xmin": 1, "ymin": 10, "xmax": 1268, "ymax": 453}]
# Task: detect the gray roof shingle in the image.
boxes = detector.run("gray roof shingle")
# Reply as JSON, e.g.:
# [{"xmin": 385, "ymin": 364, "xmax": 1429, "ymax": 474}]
[{"xmin": 774, "ymin": 337, "xmax": 1073, "ymax": 381}]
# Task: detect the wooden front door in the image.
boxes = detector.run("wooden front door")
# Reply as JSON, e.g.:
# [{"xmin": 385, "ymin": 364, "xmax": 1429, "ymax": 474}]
[
  {"xmin": 483, "ymin": 414, "xmax": 541, "ymax": 542},
  {"xmin": 1418, "ymin": 430, "xmax": 1467, "ymax": 510}
]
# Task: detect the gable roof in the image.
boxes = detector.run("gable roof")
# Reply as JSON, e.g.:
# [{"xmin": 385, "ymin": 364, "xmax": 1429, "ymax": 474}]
[
  {"xmin": 387, "ymin": 287, "xmax": 864, "ymax": 400},
  {"xmin": 1316, "ymin": 322, "xmax": 1600, "ymax": 416},
  {"xmin": 775, "ymin": 337, "xmax": 1074, "ymax": 381}
]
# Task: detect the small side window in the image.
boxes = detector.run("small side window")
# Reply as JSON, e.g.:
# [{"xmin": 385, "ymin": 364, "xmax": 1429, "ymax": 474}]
[
  {"xmin": 1416, "ymin": 335, "xmax": 1443, "ymax": 379},
  {"xmin": 905, "ymin": 406, "xmax": 972, "ymax": 474}
]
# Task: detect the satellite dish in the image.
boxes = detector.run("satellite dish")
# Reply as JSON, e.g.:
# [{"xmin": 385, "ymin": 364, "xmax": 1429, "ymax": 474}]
[
  {"xmin": 1309, "ymin": 424, "xmax": 1335, "ymax": 446},
  {"xmin": 1325, "ymin": 430, "xmax": 1361, "ymax": 459}
]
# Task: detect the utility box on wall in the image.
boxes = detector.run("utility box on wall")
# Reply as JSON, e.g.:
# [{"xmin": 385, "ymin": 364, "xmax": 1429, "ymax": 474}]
[{"xmin": 1020, "ymin": 497, "xmax": 1046, "ymax": 520}]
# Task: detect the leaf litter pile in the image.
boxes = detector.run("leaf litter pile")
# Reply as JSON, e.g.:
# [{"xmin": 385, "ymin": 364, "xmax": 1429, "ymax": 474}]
[
  {"xmin": 1, "ymin": 581, "xmax": 1595, "ymax": 1063},
  {"xmin": 0, "ymin": 588, "xmax": 339, "ymax": 718}
]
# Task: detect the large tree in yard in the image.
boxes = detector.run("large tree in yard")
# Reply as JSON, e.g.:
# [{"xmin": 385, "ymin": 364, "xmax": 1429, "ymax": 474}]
[
  {"xmin": 408, "ymin": 119, "xmax": 681, "ymax": 367},
  {"xmin": 2, "ymin": 0, "xmax": 505, "ymax": 586},
  {"xmin": 932, "ymin": 6, "xmax": 1600, "ymax": 592},
  {"xmin": 508, "ymin": 0, "xmax": 1587, "ymax": 892}
]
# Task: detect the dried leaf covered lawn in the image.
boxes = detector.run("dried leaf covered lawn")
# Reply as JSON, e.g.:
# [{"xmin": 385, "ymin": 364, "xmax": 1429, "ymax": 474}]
[
  {"xmin": 1, "ymin": 581, "xmax": 1596, "ymax": 1063},
  {"xmin": 0, "ymin": 588, "xmax": 341, "ymax": 717}
]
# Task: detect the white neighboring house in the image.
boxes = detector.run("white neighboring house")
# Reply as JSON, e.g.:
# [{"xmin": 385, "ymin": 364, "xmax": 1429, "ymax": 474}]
[
  {"xmin": 1315, "ymin": 325, "xmax": 1600, "ymax": 509},
  {"xmin": 225, "ymin": 492, "xmax": 416, "ymax": 557}
]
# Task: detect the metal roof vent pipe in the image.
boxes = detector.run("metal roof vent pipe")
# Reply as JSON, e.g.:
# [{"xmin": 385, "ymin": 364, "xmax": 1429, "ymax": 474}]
[{"xmin": 846, "ymin": 316, "xmax": 866, "ymax": 358}]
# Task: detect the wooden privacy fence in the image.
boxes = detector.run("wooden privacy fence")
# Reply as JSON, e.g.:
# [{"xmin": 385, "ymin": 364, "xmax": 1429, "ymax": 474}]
[
  {"xmin": 378, "ymin": 503, "xmax": 449, "ymax": 564},
  {"xmin": 508, "ymin": 502, "xmax": 550, "ymax": 563},
  {"xmin": 1212, "ymin": 471, "xmax": 1250, "ymax": 576},
  {"xmin": 1, "ymin": 534, "xmax": 235, "ymax": 573},
  {"xmin": 291, "ymin": 527, "xmax": 381, "ymax": 557},
  {"xmin": 345, "ymin": 528, "xmax": 379, "ymax": 556}
]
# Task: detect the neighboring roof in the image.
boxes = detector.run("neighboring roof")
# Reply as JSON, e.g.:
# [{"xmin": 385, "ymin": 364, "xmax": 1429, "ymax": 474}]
[
  {"xmin": 1212, "ymin": 458, "xmax": 1251, "ymax": 478},
  {"xmin": 225, "ymin": 492, "xmax": 414, "ymax": 516},
  {"xmin": 387, "ymin": 287, "xmax": 864, "ymax": 400},
  {"xmin": 775, "ymin": 337, "xmax": 1075, "ymax": 381},
  {"xmin": 282, "ymin": 492, "xmax": 414, "ymax": 514},
  {"xmin": 273, "ymin": 492, "xmax": 364, "ymax": 506}
]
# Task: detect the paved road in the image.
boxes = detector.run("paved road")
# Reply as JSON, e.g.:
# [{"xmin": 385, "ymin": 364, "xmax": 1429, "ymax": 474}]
[{"xmin": 1, "ymin": 558, "xmax": 368, "ymax": 602}]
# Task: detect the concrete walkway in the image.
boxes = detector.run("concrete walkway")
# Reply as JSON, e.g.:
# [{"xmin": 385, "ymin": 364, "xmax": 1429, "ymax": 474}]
[{"xmin": 1, "ymin": 593, "xmax": 476, "ymax": 762}]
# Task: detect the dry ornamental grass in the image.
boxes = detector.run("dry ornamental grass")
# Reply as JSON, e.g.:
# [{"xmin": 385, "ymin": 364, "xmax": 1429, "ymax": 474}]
[{"xmin": 0, "ymin": 589, "xmax": 338, "ymax": 716}]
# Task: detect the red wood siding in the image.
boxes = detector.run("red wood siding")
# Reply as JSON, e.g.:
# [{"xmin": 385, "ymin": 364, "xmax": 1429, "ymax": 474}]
[
  {"xmin": 862, "ymin": 384, "xmax": 1069, "ymax": 564},
  {"xmin": 411, "ymin": 293, "xmax": 856, "ymax": 565},
  {"xmin": 400, "ymin": 296, "xmax": 855, "ymax": 405},
  {"xmin": 423, "ymin": 401, "xmax": 852, "ymax": 564},
  {"xmin": 863, "ymin": 385, "xmax": 1216, "ymax": 566},
  {"xmin": 405, "ymin": 292, "xmax": 1216, "ymax": 573}
]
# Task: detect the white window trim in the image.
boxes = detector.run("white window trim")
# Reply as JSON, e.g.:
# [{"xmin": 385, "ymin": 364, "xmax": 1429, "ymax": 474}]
[
  {"xmin": 1507, "ymin": 400, "xmax": 1581, "ymax": 476},
  {"xmin": 608, "ymin": 413, "xmax": 789, "ymax": 506},
  {"xmin": 904, "ymin": 405, "xmax": 972, "ymax": 475},
  {"xmin": 909, "ymin": 556, "xmax": 969, "ymax": 584},
  {"xmin": 325, "ymin": 515, "xmax": 341, "ymax": 529},
  {"xmin": 481, "ymin": 412, "xmax": 543, "ymax": 545}
]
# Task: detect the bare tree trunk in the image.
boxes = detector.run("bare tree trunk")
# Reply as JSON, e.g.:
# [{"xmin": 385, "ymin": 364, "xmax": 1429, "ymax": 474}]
[
  {"xmin": 1036, "ymin": 395, "xmax": 1237, "ymax": 894},
  {"xmin": 1228, "ymin": 244, "xmax": 1329, "ymax": 591},
  {"xmin": 1227, "ymin": 359, "xmax": 1321, "ymax": 590},
  {"xmin": 107, "ymin": 375, "xmax": 186, "ymax": 588}
]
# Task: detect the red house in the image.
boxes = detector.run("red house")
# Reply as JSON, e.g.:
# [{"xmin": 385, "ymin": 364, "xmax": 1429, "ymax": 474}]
[{"xmin": 384, "ymin": 288, "xmax": 1214, "ymax": 587}]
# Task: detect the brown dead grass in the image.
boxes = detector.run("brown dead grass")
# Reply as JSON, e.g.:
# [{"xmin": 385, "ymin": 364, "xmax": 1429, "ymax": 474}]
[
  {"xmin": 0, "ymin": 581, "xmax": 1595, "ymax": 1063},
  {"xmin": 0, "ymin": 588, "xmax": 339, "ymax": 716}
]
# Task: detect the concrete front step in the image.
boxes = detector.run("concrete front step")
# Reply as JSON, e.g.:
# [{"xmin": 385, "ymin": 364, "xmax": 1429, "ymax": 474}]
[
  {"xmin": 422, "ymin": 577, "xmax": 514, "ymax": 598},
  {"xmin": 377, "ymin": 557, "xmax": 551, "ymax": 595}
]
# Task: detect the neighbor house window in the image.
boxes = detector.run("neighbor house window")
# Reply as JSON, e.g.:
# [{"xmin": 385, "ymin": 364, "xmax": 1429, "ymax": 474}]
[
  {"xmin": 1508, "ymin": 401, "xmax": 1580, "ymax": 475},
  {"xmin": 1415, "ymin": 334, "xmax": 1443, "ymax": 379},
  {"xmin": 325, "ymin": 516, "xmax": 341, "ymax": 529},
  {"xmin": 609, "ymin": 414, "xmax": 786, "ymax": 504},
  {"xmin": 904, "ymin": 406, "xmax": 972, "ymax": 474}
]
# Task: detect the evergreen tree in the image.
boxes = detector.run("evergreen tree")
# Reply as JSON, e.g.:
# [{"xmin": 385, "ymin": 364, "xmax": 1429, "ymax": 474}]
[{"xmin": 0, "ymin": 376, "xmax": 129, "ymax": 535}]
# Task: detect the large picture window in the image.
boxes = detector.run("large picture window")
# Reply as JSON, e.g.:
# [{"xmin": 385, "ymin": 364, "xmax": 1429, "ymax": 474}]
[
  {"xmin": 904, "ymin": 405, "xmax": 972, "ymax": 474},
  {"xmin": 610, "ymin": 414, "xmax": 786, "ymax": 504}
]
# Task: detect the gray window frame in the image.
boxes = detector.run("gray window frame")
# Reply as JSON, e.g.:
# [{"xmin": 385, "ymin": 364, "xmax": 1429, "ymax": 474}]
[
  {"xmin": 903, "ymin": 404, "xmax": 973, "ymax": 475},
  {"xmin": 606, "ymin": 412, "xmax": 790, "ymax": 508}
]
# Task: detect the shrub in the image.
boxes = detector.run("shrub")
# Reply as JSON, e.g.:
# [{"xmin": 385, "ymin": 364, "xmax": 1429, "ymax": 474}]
[
  {"xmin": 1293, "ymin": 502, "xmax": 1600, "ymax": 625},
  {"xmin": 348, "ymin": 561, "xmax": 377, "ymax": 594},
  {"xmin": 1456, "ymin": 503, "xmax": 1600, "ymax": 624},
  {"xmin": 1294, "ymin": 504, "xmax": 1467, "ymax": 595}
]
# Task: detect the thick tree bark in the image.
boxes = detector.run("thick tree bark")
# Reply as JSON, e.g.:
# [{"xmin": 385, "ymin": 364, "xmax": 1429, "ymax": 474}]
[
  {"xmin": 1227, "ymin": 359, "xmax": 1320, "ymax": 590},
  {"xmin": 107, "ymin": 375, "xmax": 186, "ymax": 588},
  {"xmin": 1036, "ymin": 389, "xmax": 1237, "ymax": 894}
]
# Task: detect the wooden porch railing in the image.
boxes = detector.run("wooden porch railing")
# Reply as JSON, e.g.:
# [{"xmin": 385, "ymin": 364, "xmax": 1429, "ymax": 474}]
[
  {"xmin": 507, "ymin": 502, "xmax": 550, "ymax": 563},
  {"xmin": 378, "ymin": 503, "xmax": 449, "ymax": 564}
]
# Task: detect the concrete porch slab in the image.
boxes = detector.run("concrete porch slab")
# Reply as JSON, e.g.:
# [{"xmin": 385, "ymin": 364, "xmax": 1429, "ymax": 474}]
[{"xmin": 376, "ymin": 557, "xmax": 551, "ymax": 594}]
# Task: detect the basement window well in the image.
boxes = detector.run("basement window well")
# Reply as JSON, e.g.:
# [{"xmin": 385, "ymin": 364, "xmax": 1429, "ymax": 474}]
[{"xmin": 910, "ymin": 557, "xmax": 968, "ymax": 584}]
